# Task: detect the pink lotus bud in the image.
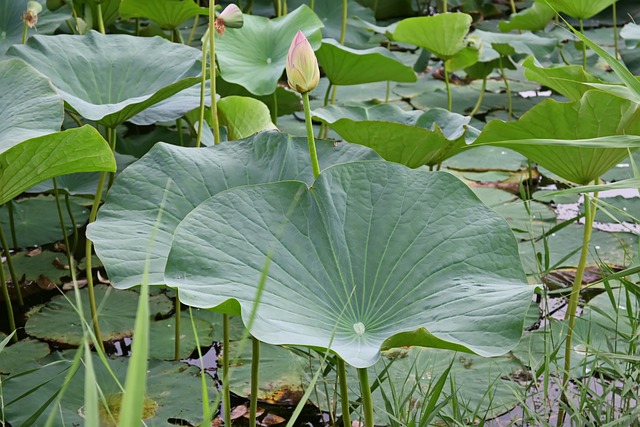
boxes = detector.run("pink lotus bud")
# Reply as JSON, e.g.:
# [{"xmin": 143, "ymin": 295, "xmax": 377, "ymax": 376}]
[
  {"xmin": 286, "ymin": 30, "xmax": 320, "ymax": 94},
  {"xmin": 214, "ymin": 4, "xmax": 244, "ymax": 35}
]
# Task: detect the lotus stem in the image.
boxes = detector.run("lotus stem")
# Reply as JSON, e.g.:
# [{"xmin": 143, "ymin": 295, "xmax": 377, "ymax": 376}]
[
  {"xmin": 7, "ymin": 201, "xmax": 18, "ymax": 254},
  {"xmin": 302, "ymin": 92, "xmax": 321, "ymax": 179},
  {"xmin": 327, "ymin": 0, "xmax": 348, "ymax": 106},
  {"xmin": 282, "ymin": 0, "xmax": 287, "ymax": 15},
  {"xmin": 338, "ymin": 358, "xmax": 351, "ymax": 427},
  {"xmin": 135, "ymin": 18, "xmax": 140, "ymax": 37},
  {"xmin": 222, "ymin": 313, "xmax": 232, "ymax": 425},
  {"xmin": 249, "ymin": 337, "xmax": 260, "ymax": 427},
  {"xmin": 52, "ymin": 178, "xmax": 73, "ymax": 267},
  {"xmin": 0, "ymin": 247, "xmax": 18, "ymax": 342},
  {"xmin": 357, "ymin": 368, "xmax": 374, "ymax": 427},
  {"xmin": 187, "ymin": 15, "xmax": 200, "ymax": 46},
  {"xmin": 64, "ymin": 193, "xmax": 79, "ymax": 254},
  {"xmin": 0, "ymin": 226, "xmax": 22, "ymax": 307},
  {"xmin": 499, "ymin": 57, "xmax": 512, "ymax": 121},
  {"xmin": 209, "ymin": 3, "xmax": 221, "ymax": 145},
  {"xmin": 509, "ymin": 0, "xmax": 516, "ymax": 14},
  {"xmin": 443, "ymin": 63, "xmax": 452, "ymax": 112},
  {"xmin": 21, "ymin": 22, "xmax": 28, "ymax": 45},
  {"xmin": 579, "ymin": 19, "xmax": 586, "ymax": 69},
  {"xmin": 96, "ymin": 1, "xmax": 106, "ymax": 35},
  {"xmin": 317, "ymin": 83, "xmax": 333, "ymax": 139},
  {"xmin": 274, "ymin": 0, "xmax": 280, "ymax": 17},
  {"xmin": 243, "ymin": 0, "xmax": 254, "ymax": 13},
  {"xmin": 442, "ymin": 0, "xmax": 447, "ymax": 13},
  {"xmin": 469, "ymin": 76, "xmax": 487, "ymax": 118},
  {"xmin": 557, "ymin": 191, "xmax": 596, "ymax": 425},
  {"xmin": 310, "ymin": 0, "xmax": 314, "ymax": 10},
  {"xmin": 272, "ymin": 91, "xmax": 278, "ymax": 125},
  {"xmin": 173, "ymin": 28, "xmax": 184, "ymax": 44},
  {"xmin": 174, "ymin": 295, "xmax": 181, "ymax": 361},
  {"xmin": 613, "ymin": 1, "xmax": 619, "ymax": 59},
  {"xmin": 196, "ymin": 31, "xmax": 210, "ymax": 148}
]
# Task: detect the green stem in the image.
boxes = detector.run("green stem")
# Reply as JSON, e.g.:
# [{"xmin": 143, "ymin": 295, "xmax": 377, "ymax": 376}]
[
  {"xmin": 469, "ymin": 76, "xmax": 487, "ymax": 118},
  {"xmin": 135, "ymin": 18, "xmax": 140, "ymax": 37},
  {"xmin": 558, "ymin": 191, "xmax": 596, "ymax": 425},
  {"xmin": 0, "ymin": 255, "xmax": 18, "ymax": 343},
  {"xmin": 272, "ymin": 91, "xmax": 278, "ymax": 126},
  {"xmin": 302, "ymin": 92, "xmax": 321, "ymax": 179},
  {"xmin": 509, "ymin": 0, "xmax": 516, "ymax": 14},
  {"xmin": 317, "ymin": 83, "xmax": 333, "ymax": 139},
  {"xmin": 96, "ymin": 1, "xmax": 106, "ymax": 34},
  {"xmin": 52, "ymin": 178, "xmax": 72, "ymax": 267},
  {"xmin": 249, "ymin": 337, "xmax": 260, "ymax": 427},
  {"xmin": 310, "ymin": 0, "xmax": 315, "ymax": 10},
  {"xmin": 339, "ymin": 0, "xmax": 347, "ymax": 44},
  {"xmin": 176, "ymin": 119, "xmax": 184, "ymax": 146},
  {"xmin": 274, "ymin": 0, "xmax": 280, "ymax": 17},
  {"xmin": 0, "ymin": 227, "xmax": 22, "ymax": 307},
  {"xmin": 357, "ymin": 368, "xmax": 374, "ymax": 427},
  {"xmin": 580, "ymin": 19, "xmax": 586, "ymax": 69},
  {"xmin": 281, "ymin": 0, "xmax": 287, "ymax": 15},
  {"xmin": 196, "ymin": 31, "xmax": 210, "ymax": 148},
  {"xmin": 613, "ymin": 0, "xmax": 619, "ymax": 60},
  {"xmin": 209, "ymin": 4, "xmax": 220, "ymax": 145},
  {"xmin": 21, "ymin": 22, "xmax": 28, "ymax": 44},
  {"xmin": 64, "ymin": 193, "xmax": 79, "ymax": 255},
  {"xmin": 7, "ymin": 201, "xmax": 18, "ymax": 250},
  {"xmin": 222, "ymin": 314, "xmax": 231, "ymax": 426},
  {"xmin": 338, "ymin": 358, "xmax": 351, "ymax": 427},
  {"xmin": 173, "ymin": 28, "xmax": 184, "ymax": 44},
  {"xmin": 187, "ymin": 15, "xmax": 199, "ymax": 46},
  {"xmin": 442, "ymin": 0, "xmax": 447, "ymax": 13},
  {"xmin": 174, "ymin": 295, "xmax": 181, "ymax": 361},
  {"xmin": 243, "ymin": 0, "xmax": 254, "ymax": 13},
  {"xmin": 499, "ymin": 57, "xmax": 512, "ymax": 121},
  {"xmin": 443, "ymin": 62, "xmax": 452, "ymax": 112}
]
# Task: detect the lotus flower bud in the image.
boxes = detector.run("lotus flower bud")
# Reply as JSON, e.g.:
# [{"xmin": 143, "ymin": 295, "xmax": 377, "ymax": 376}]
[
  {"xmin": 286, "ymin": 30, "xmax": 320, "ymax": 94},
  {"xmin": 214, "ymin": 4, "xmax": 244, "ymax": 35},
  {"xmin": 23, "ymin": 1, "xmax": 42, "ymax": 28}
]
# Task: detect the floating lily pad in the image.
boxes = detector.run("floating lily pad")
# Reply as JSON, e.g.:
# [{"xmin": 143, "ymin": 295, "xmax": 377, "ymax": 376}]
[
  {"xmin": 312, "ymin": 104, "xmax": 478, "ymax": 167},
  {"xmin": 475, "ymin": 91, "xmax": 640, "ymax": 185},
  {"xmin": 87, "ymin": 131, "xmax": 380, "ymax": 289},
  {"xmin": 443, "ymin": 146, "xmax": 527, "ymax": 171},
  {"xmin": 10, "ymin": 250, "xmax": 69, "ymax": 285},
  {"xmin": 0, "ymin": 339, "xmax": 50, "ymax": 374},
  {"xmin": 8, "ymin": 31, "xmax": 203, "ymax": 127},
  {"xmin": 0, "ymin": 195, "xmax": 90, "ymax": 248},
  {"xmin": 1, "ymin": 350, "xmax": 218, "ymax": 426},
  {"xmin": 25, "ymin": 285, "xmax": 173, "ymax": 345},
  {"xmin": 585, "ymin": 195, "xmax": 640, "ymax": 224},
  {"xmin": 166, "ymin": 161, "xmax": 535, "ymax": 368},
  {"xmin": 148, "ymin": 312, "xmax": 215, "ymax": 360},
  {"xmin": 0, "ymin": 58, "xmax": 62, "ymax": 153},
  {"xmin": 216, "ymin": 5, "xmax": 323, "ymax": 96}
]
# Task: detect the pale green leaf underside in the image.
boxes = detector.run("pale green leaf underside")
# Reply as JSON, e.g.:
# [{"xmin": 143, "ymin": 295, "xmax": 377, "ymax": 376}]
[
  {"xmin": 87, "ymin": 131, "xmax": 380, "ymax": 289},
  {"xmin": 119, "ymin": 0, "xmax": 208, "ymax": 29},
  {"xmin": 0, "ymin": 126, "xmax": 116, "ymax": 206},
  {"xmin": 544, "ymin": 0, "xmax": 615, "ymax": 20},
  {"xmin": 218, "ymin": 96, "xmax": 277, "ymax": 140},
  {"xmin": 165, "ymin": 161, "xmax": 535, "ymax": 368},
  {"xmin": 8, "ymin": 31, "xmax": 202, "ymax": 127},
  {"xmin": 392, "ymin": 13, "xmax": 472, "ymax": 59}
]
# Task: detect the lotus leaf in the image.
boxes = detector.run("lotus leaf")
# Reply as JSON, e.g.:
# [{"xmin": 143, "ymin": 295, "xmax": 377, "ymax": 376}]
[
  {"xmin": 392, "ymin": 13, "xmax": 472, "ymax": 60},
  {"xmin": 8, "ymin": 31, "xmax": 202, "ymax": 127},
  {"xmin": 86, "ymin": 131, "xmax": 380, "ymax": 289},
  {"xmin": 499, "ymin": 1, "xmax": 555, "ymax": 32},
  {"xmin": 165, "ymin": 161, "xmax": 535, "ymax": 368},
  {"xmin": 218, "ymin": 96, "xmax": 277, "ymax": 140},
  {"xmin": 313, "ymin": 104, "xmax": 478, "ymax": 167},
  {"xmin": 474, "ymin": 91, "xmax": 640, "ymax": 185},
  {"xmin": 216, "ymin": 5, "xmax": 323, "ymax": 96},
  {"xmin": 316, "ymin": 38, "xmax": 416, "ymax": 86},
  {"xmin": 544, "ymin": 0, "xmax": 615, "ymax": 20},
  {"xmin": 472, "ymin": 30, "xmax": 558, "ymax": 63},
  {"xmin": 0, "ymin": 339, "xmax": 50, "ymax": 375},
  {"xmin": 522, "ymin": 56, "xmax": 603, "ymax": 101},
  {"xmin": 119, "ymin": 0, "xmax": 207, "ymax": 29}
]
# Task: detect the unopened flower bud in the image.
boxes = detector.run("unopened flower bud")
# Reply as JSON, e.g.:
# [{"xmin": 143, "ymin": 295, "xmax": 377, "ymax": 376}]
[
  {"xmin": 286, "ymin": 30, "xmax": 320, "ymax": 94},
  {"xmin": 214, "ymin": 4, "xmax": 244, "ymax": 35}
]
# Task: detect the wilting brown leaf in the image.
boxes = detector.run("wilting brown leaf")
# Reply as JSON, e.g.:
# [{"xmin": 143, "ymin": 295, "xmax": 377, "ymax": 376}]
[
  {"xmin": 230, "ymin": 404, "xmax": 248, "ymax": 420},
  {"xmin": 263, "ymin": 387, "xmax": 304, "ymax": 405},
  {"xmin": 26, "ymin": 247, "xmax": 42, "ymax": 257},
  {"xmin": 260, "ymin": 413, "xmax": 286, "ymax": 426},
  {"xmin": 37, "ymin": 275, "xmax": 56, "ymax": 290}
]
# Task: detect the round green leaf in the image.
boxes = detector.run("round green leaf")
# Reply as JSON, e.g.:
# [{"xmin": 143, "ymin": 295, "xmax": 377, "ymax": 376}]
[
  {"xmin": 165, "ymin": 161, "xmax": 535, "ymax": 368},
  {"xmin": 7, "ymin": 31, "xmax": 202, "ymax": 127},
  {"xmin": 475, "ymin": 91, "xmax": 640, "ymax": 185},
  {"xmin": 25, "ymin": 285, "xmax": 173, "ymax": 345},
  {"xmin": 545, "ymin": 0, "xmax": 615, "ymax": 20},
  {"xmin": 522, "ymin": 56, "xmax": 603, "ymax": 102},
  {"xmin": 472, "ymin": 30, "xmax": 558, "ymax": 63},
  {"xmin": 499, "ymin": 1, "xmax": 555, "ymax": 32},
  {"xmin": 313, "ymin": 104, "xmax": 477, "ymax": 167},
  {"xmin": 2, "ymin": 351, "xmax": 217, "ymax": 426},
  {"xmin": 0, "ymin": 339, "xmax": 50, "ymax": 375},
  {"xmin": 119, "ymin": 0, "xmax": 208, "ymax": 29},
  {"xmin": 148, "ymin": 311, "xmax": 215, "ymax": 360},
  {"xmin": 218, "ymin": 96, "xmax": 277, "ymax": 140},
  {"xmin": 216, "ymin": 5, "xmax": 323, "ymax": 95},
  {"xmin": 0, "ymin": 58, "xmax": 62, "ymax": 153},
  {"xmin": 316, "ymin": 38, "xmax": 416, "ymax": 86},
  {"xmin": 86, "ymin": 131, "xmax": 380, "ymax": 290},
  {"xmin": 392, "ymin": 13, "xmax": 472, "ymax": 60}
]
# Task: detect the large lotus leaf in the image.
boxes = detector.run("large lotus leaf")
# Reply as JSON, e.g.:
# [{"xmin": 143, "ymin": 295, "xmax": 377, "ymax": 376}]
[
  {"xmin": 0, "ymin": 0, "xmax": 70, "ymax": 55},
  {"xmin": 164, "ymin": 161, "xmax": 536, "ymax": 368},
  {"xmin": 313, "ymin": 104, "xmax": 476, "ymax": 167},
  {"xmin": 217, "ymin": 76, "xmax": 301, "ymax": 117},
  {"xmin": 0, "ymin": 195, "xmax": 89, "ymax": 248},
  {"xmin": 0, "ymin": 126, "xmax": 116, "ymax": 206},
  {"xmin": 474, "ymin": 91, "xmax": 640, "ymax": 185},
  {"xmin": 392, "ymin": 13, "xmax": 472, "ymax": 60},
  {"xmin": 545, "ymin": 0, "xmax": 615, "ymax": 20},
  {"xmin": 86, "ymin": 131, "xmax": 380, "ymax": 290},
  {"xmin": 316, "ymin": 38, "xmax": 416, "ymax": 86},
  {"xmin": 218, "ymin": 96, "xmax": 277, "ymax": 140},
  {"xmin": 2, "ymin": 350, "xmax": 218, "ymax": 426},
  {"xmin": 522, "ymin": 56, "xmax": 603, "ymax": 101},
  {"xmin": 129, "ymin": 82, "xmax": 212, "ymax": 126},
  {"xmin": 73, "ymin": 0, "xmax": 121, "ymax": 30},
  {"xmin": 7, "ymin": 31, "xmax": 202, "ymax": 127},
  {"xmin": 0, "ymin": 58, "xmax": 62, "ymax": 153},
  {"xmin": 472, "ymin": 29, "xmax": 558, "ymax": 63},
  {"xmin": 25, "ymin": 285, "xmax": 172, "ymax": 345},
  {"xmin": 621, "ymin": 23, "xmax": 640, "ymax": 48},
  {"xmin": 499, "ymin": 0, "xmax": 555, "ymax": 32},
  {"xmin": 216, "ymin": 6, "xmax": 323, "ymax": 96},
  {"xmin": 119, "ymin": 0, "xmax": 207, "ymax": 29}
]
